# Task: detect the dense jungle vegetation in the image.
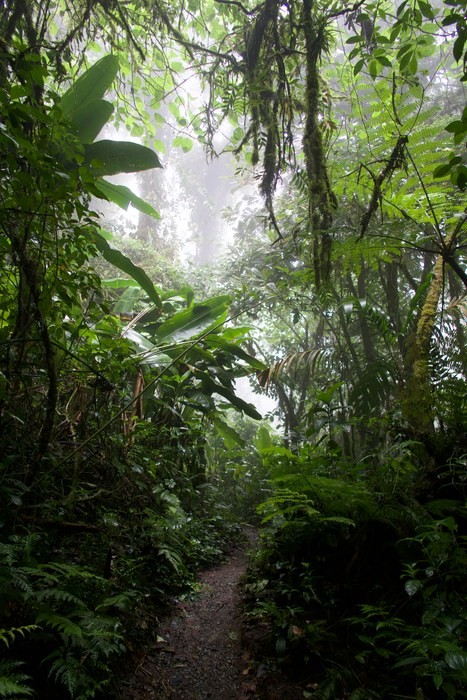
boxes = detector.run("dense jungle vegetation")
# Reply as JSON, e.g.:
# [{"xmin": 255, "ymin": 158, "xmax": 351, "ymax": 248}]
[{"xmin": 0, "ymin": 0, "xmax": 466, "ymax": 698}]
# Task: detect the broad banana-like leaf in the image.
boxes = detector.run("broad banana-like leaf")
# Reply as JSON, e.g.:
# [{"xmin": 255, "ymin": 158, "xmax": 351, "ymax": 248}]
[
  {"xmin": 182, "ymin": 389, "xmax": 214, "ymax": 413},
  {"xmin": 123, "ymin": 329, "xmax": 173, "ymax": 367},
  {"xmin": 101, "ymin": 278, "xmax": 139, "ymax": 289},
  {"xmin": 200, "ymin": 373, "xmax": 262, "ymax": 420},
  {"xmin": 160, "ymin": 287, "xmax": 194, "ymax": 304},
  {"xmin": 70, "ymin": 99, "xmax": 114, "ymax": 143},
  {"xmin": 122, "ymin": 328, "xmax": 172, "ymax": 367},
  {"xmin": 84, "ymin": 140, "xmax": 162, "ymax": 175},
  {"xmin": 93, "ymin": 179, "xmax": 160, "ymax": 218},
  {"xmin": 60, "ymin": 54, "xmax": 119, "ymax": 117},
  {"xmin": 219, "ymin": 326, "xmax": 253, "ymax": 340},
  {"xmin": 123, "ymin": 328, "xmax": 154, "ymax": 352},
  {"xmin": 207, "ymin": 336, "xmax": 267, "ymax": 371},
  {"xmin": 91, "ymin": 231, "xmax": 162, "ymax": 310},
  {"xmin": 141, "ymin": 351, "xmax": 174, "ymax": 368},
  {"xmin": 212, "ymin": 416, "xmax": 246, "ymax": 449},
  {"xmin": 58, "ymin": 56, "xmax": 162, "ymax": 224},
  {"xmin": 155, "ymin": 296, "xmax": 231, "ymax": 343},
  {"xmin": 113, "ymin": 286, "xmax": 143, "ymax": 314}
]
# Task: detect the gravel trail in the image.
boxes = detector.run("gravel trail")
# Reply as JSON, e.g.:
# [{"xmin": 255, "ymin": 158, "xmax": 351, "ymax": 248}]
[{"xmin": 119, "ymin": 532, "xmax": 256, "ymax": 699}]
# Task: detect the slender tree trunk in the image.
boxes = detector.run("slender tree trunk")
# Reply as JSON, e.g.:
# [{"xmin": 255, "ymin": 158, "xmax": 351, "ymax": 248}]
[
  {"xmin": 381, "ymin": 258, "xmax": 403, "ymax": 357},
  {"xmin": 356, "ymin": 261, "xmax": 376, "ymax": 366},
  {"xmin": 402, "ymin": 243, "xmax": 449, "ymax": 433}
]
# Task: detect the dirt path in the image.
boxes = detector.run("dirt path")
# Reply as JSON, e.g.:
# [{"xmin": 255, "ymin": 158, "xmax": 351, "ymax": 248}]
[{"xmin": 118, "ymin": 531, "xmax": 257, "ymax": 699}]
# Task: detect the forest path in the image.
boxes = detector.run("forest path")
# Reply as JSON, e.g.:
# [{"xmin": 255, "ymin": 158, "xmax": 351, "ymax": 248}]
[{"xmin": 119, "ymin": 528, "xmax": 258, "ymax": 699}]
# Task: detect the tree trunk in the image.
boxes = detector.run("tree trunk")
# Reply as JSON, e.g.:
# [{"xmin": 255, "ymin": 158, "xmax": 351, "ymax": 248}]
[{"xmin": 402, "ymin": 244, "xmax": 448, "ymax": 433}]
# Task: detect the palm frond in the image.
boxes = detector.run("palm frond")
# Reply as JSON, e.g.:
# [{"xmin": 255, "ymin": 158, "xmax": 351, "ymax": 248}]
[{"xmin": 257, "ymin": 347, "xmax": 333, "ymax": 389}]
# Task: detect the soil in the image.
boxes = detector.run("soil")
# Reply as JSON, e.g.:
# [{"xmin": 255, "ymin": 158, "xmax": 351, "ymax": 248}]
[{"xmin": 117, "ymin": 528, "xmax": 304, "ymax": 700}]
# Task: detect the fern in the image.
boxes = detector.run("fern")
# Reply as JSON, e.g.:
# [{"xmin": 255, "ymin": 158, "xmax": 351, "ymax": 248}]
[
  {"xmin": 36, "ymin": 561, "xmax": 101, "ymax": 582},
  {"xmin": 258, "ymin": 488, "xmax": 320, "ymax": 524},
  {"xmin": 349, "ymin": 359, "xmax": 396, "ymax": 414},
  {"xmin": 158, "ymin": 546, "xmax": 184, "ymax": 573},
  {"xmin": 38, "ymin": 605, "xmax": 125, "ymax": 696},
  {"xmin": 335, "ymin": 72, "xmax": 465, "ymax": 229},
  {"xmin": 35, "ymin": 610, "xmax": 85, "ymax": 641},
  {"xmin": 0, "ymin": 624, "xmax": 40, "ymax": 648},
  {"xmin": 0, "ymin": 660, "xmax": 33, "ymax": 698},
  {"xmin": 0, "ymin": 549, "xmax": 130, "ymax": 698},
  {"xmin": 33, "ymin": 587, "xmax": 88, "ymax": 607},
  {"xmin": 95, "ymin": 592, "xmax": 136, "ymax": 613},
  {"xmin": 47, "ymin": 651, "xmax": 106, "ymax": 700}
]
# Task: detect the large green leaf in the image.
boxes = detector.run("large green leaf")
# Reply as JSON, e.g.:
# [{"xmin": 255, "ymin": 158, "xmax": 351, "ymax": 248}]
[
  {"xmin": 256, "ymin": 425, "xmax": 273, "ymax": 450},
  {"xmin": 113, "ymin": 286, "xmax": 143, "ymax": 314},
  {"xmin": 70, "ymin": 99, "xmax": 114, "ymax": 143},
  {"xmin": 60, "ymin": 54, "xmax": 119, "ymax": 117},
  {"xmin": 93, "ymin": 179, "xmax": 160, "ymax": 218},
  {"xmin": 84, "ymin": 140, "xmax": 162, "ymax": 175},
  {"xmin": 91, "ymin": 231, "xmax": 162, "ymax": 310},
  {"xmin": 212, "ymin": 416, "xmax": 246, "ymax": 449},
  {"xmin": 200, "ymin": 373, "xmax": 262, "ymax": 420},
  {"xmin": 206, "ymin": 336, "xmax": 267, "ymax": 370},
  {"xmin": 155, "ymin": 296, "xmax": 231, "ymax": 343},
  {"xmin": 123, "ymin": 328, "xmax": 154, "ymax": 352},
  {"xmin": 101, "ymin": 278, "xmax": 139, "ymax": 289},
  {"xmin": 120, "ymin": 329, "xmax": 173, "ymax": 367}
]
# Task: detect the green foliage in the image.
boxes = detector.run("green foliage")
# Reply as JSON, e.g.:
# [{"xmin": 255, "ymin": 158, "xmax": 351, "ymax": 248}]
[
  {"xmin": 1, "ymin": 2, "xmax": 466, "ymax": 699},
  {"xmin": 244, "ymin": 428, "xmax": 467, "ymax": 698},
  {"xmin": 349, "ymin": 506, "xmax": 467, "ymax": 698},
  {"xmin": 154, "ymin": 294, "xmax": 230, "ymax": 342},
  {"xmin": 0, "ymin": 660, "xmax": 33, "ymax": 698},
  {"xmin": 0, "ymin": 25, "xmax": 261, "ymax": 700},
  {"xmin": 92, "ymin": 229, "xmax": 162, "ymax": 309},
  {"xmin": 0, "ymin": 535, "xmax": 127, "ymax": 698}
]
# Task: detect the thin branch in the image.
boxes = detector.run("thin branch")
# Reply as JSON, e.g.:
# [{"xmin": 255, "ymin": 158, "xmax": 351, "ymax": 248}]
[
  {"xmin": 213, "ymin": 0, "xmax": 258, "ymax": 15},
  {"xmin": 404, "ymin": 146, "xmax": 443, "ymax": 244},
  {"xmin": 326, "ymin": 0, "xmax": 367, "ymax": 20}
]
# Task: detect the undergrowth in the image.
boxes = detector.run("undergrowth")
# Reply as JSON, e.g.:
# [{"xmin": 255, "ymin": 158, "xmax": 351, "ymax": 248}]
[
  {"xmin": 242, "ymin": 437, "xmax": 467, "ymax": 699},
  {"xmin": 0, "ymin": 435, "xmax": 243, "ymax": 698}
]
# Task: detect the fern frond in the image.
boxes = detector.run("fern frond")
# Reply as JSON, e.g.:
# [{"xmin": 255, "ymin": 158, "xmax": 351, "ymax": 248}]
[
  {"xmin": 80, "ymin": 613, "xmax": 125, "ymax": 658},
  {"xmin": 33, "ymin": 587, "xmax": 88, "ymax": 607},
  {"xmin": 37, "ymin": 561, "xmax": 100, "ymax": 581},
  {"xmin": 265, "ymin": 464, "xmax": 379, "ymax": 521},
  {"xmin": 335, "ymin": 79, "xmax": 464, "ymax": 227},
  {"xmin": 349, "ymin": 359, "xmax": 397, "ymax": 414},
  {"xmin": 272, "ymin": 472, "xmax": 313, "ymax": 493},
  {"xmin": 321, "ymin": 516, "xmax": 355, "ymax": 527},
  {"xmin": 0, "ymin": 624, "xmax": 40, "ymax": 648},
  {"xmin": 0, "ymin": 660, "xmax": 33, "ymax": 697},
  {"xmin": 47, "ymin": 652, "xmax": 88, "ymax": 698},
  {"xmin": 157, "ymin": 546, "xmax": 184, "ymax": 573},
  {"xmin": 446, "ymin": 293, "xmax": 467, "ymax": 318},
  {"xmin": 258, "ymin": 488, "xmax": 319, "ymax": 524},
  {"xmin": 0, "ymin": 677, "xmax": 34, "ymax": 698},
  {"xmin": 95, "ymin": 592, "xmax": 136, "ymax": 613},
  {"xmin": 35, "ymin": 611, "xmax": 85, "ymax": 640}
]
